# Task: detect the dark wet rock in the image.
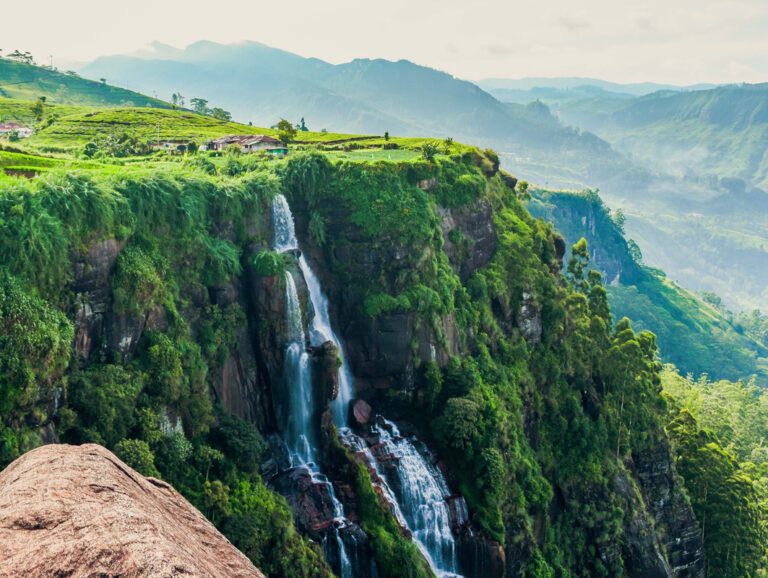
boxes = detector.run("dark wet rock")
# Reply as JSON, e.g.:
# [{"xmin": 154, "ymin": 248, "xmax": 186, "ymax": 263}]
[
  {"xmin": 71, "ymin": 237, "xmax": 124, "ymax": 362},
  {"xmin": 271, "ymin": 466, "xmax": 339, "ymax": 537},
  {"xmin": 517, "ymin": 292, "xmax": 542, "ymax": 345},
  {"xmin": 458, "ymin": 527, "xmax": 506, "ymax": 578},
  {"xmin": 311, "ymin": 340, "xmax": 341, "ymax": 406},
  {"xmin": 633, "ymin": 439, "xmax": 706, "ymax": 577},
  {"xmin": 612, "ymin": 472, "xmax": 673, "ymax": 578},
  {"xmin": 437, "ymin": 199, "xmax": 497, "ymax": 282}
]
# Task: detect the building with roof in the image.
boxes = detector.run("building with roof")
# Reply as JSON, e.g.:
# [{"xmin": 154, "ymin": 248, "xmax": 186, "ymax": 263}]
[
  {"xmin": 205, "ymin": 134, "xmax": 285, "ymax": 154},
  {"xmin": 0, "ymin": 123, "xmax": 33, "ymax": 138}
]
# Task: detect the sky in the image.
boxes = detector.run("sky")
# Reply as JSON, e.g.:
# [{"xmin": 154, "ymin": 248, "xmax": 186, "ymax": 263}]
[{"xmin": 3, "ymin": 0, "xmax": 768, "ymax": 84}]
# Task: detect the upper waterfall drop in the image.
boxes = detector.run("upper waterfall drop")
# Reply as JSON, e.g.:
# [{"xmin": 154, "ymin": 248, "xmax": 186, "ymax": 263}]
[
  {"xmin": 270, "ymin": 192, "xmax": 354, "ymax": 427},
  {"xmin": 272, "ymin": 194, "xmax": 299, "ymax": 252}
]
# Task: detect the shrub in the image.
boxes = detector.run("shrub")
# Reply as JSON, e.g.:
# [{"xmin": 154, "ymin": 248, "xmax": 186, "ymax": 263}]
[
  {"xmin": 251, "ymin": 250, "xmax": 287, "ymax": 277},
  {"xmin": 114, "ymin": 439, "xmax": 160, "ymax": 477}
]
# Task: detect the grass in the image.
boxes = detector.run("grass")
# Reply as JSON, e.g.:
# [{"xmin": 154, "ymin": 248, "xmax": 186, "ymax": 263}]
[
  {"xmin": 0, "ymin": 95, "xmax": 469, "ymax": 167},
  {"xmin": 326, "ymin": 149, "xmax": 421, "ymax": 161},
  {"xmin": 0, "ymin": 59, "xmax": 168, "ymax": 108}
]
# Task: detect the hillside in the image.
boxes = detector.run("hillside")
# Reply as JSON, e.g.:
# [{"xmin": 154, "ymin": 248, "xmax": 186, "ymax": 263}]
[
  {"xmin": 79, "ymin": 41, "xmax": 631, "ymax": 185},
  {"xmin": 551, "ymin": 83, "xmax": 768, "ymax": 191},
  {"xmin": 0, "ymin": 58, "xmax": 169, "ymax": 108},
  {"xmin": 0, "ymin": 99, "xmax": 721, "ymax": 576},
  {"xmin": 530, "ymin": 187, "xmax": 768, "ymax": 385},
  {"xmin": 73, "ymin": 43, "xmax": 768, "ymax": 313}
]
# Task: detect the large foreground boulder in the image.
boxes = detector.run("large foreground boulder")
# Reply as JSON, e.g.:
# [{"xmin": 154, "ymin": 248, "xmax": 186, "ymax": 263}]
[{"xmin": 0, "ymin": 443, "xmax": 264, "ymax": 578}]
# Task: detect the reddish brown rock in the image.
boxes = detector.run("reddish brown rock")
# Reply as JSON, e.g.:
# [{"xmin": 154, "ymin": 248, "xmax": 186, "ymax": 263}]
[
  {"xmin": 0, "ymin": 444, "xmax": 264, "ymax": 578},
  {"xmin": 351, "ymin": 399, "xmax": 372, "ymax": 427}
]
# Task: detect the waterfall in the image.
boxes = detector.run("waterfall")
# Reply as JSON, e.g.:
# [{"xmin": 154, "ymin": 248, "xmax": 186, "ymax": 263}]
[
  {"xmin": 342, "ymin": 419, "xmax": 464, "ymax": 578},
  {"xmin": 282, "ymin": 273, "xmax": 315, "ymax": 466},
  {"xmin": 271, "ymin": 194, "xmax": 463, "ymax": 578},
  {"xmin": 271, "ymin": 194, "xmax": 352, "ymax": 578},
  {"xmin": 271, "ymin": 193, "xmax": 353, "ymax": 426},
  {"xmin": 298, "ymin": 256, "xmax": 354, "ymax": 428}
]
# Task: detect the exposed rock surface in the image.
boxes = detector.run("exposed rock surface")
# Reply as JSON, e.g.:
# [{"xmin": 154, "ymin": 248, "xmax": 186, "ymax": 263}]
[
  {"xmin": 634, "ymin": 440, "xmax": 706, "ymax": 577},
  {"xmin": 436, "ymin": 198, "xmax": 498, "ymax": 281},
  {"xmin": 0, "ymin": 443, "xmax": 264, "ymax": 578}
]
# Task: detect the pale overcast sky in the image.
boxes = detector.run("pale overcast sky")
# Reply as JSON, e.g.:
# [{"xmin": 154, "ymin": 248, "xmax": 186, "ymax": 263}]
[{"xmin": 3, "ymin": 0, "xmax": 767, "ymax": 84}]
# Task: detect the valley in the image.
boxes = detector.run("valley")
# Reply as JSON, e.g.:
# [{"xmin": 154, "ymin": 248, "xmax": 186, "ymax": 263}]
[{"xmin": 1, "ymin": 52, "xmax": 767, "ymax": 577}]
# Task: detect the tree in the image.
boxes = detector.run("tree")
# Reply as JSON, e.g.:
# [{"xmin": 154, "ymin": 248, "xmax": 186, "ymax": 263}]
[
  {"xmin": 297, "ymin": 117, "xmax": 308, "ymax": 131},
  {"xmin": 627, "ymin": 239, "xmax": 643, "ymax": 263},
  {"xmin": 190, "ymin": 98, "xmax": 209, "ymax": 114},
  {"xmin": 567, "ymin": 238, "xmax": 590, "ymax": 291},
  {"xmin": 114, "ymin": 439, "xmax": 160, "ymax": 478},
  {"xmin": 31, "ymin": 97, "xmax": 45, "ymax": 122},
  {"xmin": 99, "ymin": 78, "xmax": 107, "ymax": 85},
  {"xmin": 442, "ymin": 137, "xmax": 453, "ymax": 153},
  {"xmin": 384, "ymin": 131, "xmax": 389, "ymax": 141},
  {"xmin": 7, "ymin": 50, "xmax": 34, "ymax": 65},
  {"xmin": 516, "ymin": 180, "xmax": 530, "ymax": 201},
  {"xmin": 210, "ymin": 108, "xmax": 232, "ymax": 121},
  {"xmin": 421, "ymin": 141, "xmax": 439, "ymax": 162},
  {"xmin": 82, "ymin": 142, "xmax": 98, "ymax": 158},
  {"xmin": 612, "ymin": 208, "xmax": 626, "ymax": 233},
  {"xmin": 276, "ymin": 119, "xmax": 297, "ymax": 144}
]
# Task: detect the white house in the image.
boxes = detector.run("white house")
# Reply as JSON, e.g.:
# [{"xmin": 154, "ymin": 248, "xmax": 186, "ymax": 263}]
[{"xmin": 0, "ymin": 123, "xmax": 33, "ymax": 138}]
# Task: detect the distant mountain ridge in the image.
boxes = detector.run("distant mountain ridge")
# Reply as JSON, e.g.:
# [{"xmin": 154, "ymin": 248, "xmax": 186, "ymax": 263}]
[
  {"xmin": 76, "ymin": 42, "xmax": 768, "ymax": 311},
  {"xmin": 477, "ymin": 76, "xmax": 718, "ymax": 97}
]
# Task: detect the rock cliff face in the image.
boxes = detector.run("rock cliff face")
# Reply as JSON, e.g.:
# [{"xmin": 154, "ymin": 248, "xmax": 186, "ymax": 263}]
[
  {"xmin": 633, "ymin": 439, "xmax": 706, "ymax": 577},
  {"xmin": 529, "ymin": 190, "xmax": 639, "ymax": 285},
  {"xmin": 0, "ymin": 444, "xmax": 264, "ymax": 578},
  {"xmin": 3, "ymin": 158, "xmax": 706, "ymax": 577}
]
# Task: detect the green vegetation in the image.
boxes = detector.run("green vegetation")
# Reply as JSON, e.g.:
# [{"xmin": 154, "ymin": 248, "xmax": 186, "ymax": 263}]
[
  {"xmin": 1, "ymin": 78, "xmax": 764, "ymax": 576},
  {"xmin": 530, "ymin": 186, "xmax": 768, "ymax": 385},
  {"xmin": 285, "ymin": 149, "xmax": 675, "ymax": 575},
  {"xmin": 0, "ymin": 58, "xmax": 168, "ymax": 108},
  {"xmin": 0, "ymin": 165, "xmax": 331, "ymax": 577},
  {"xmin": 662, "ymin": 367, "xmax": 768, "ymax": 576}
]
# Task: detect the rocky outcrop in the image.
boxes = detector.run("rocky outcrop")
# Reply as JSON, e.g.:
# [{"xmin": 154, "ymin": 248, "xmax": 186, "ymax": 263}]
[
  {"xmin": 72, "ymin": 237, "xmax": 124, "ymax": 361},
  {"xmin": 0, "ymin": 443, "xmax": 264, "ymax": 578},
  {"xmin": 517, "ymin": 291, "xmax": 542, "ymax": 345},
  {"xmin": 437, "ymin": 199, "xmax": 497, "ymax": 281},
  {"xmin": 633, "ymin": 439, "xmax": 706, "ymax": 577},
  {"xmin": 612, "ymin": 472, "xmax": 674, "ymax": 578}
]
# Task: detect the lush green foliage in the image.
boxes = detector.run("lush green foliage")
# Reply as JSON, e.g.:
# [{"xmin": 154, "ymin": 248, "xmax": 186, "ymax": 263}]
[
  {"xmin": 0, "ymin": 58, "xmax": 168, "ymax": 108},
  {"xmin": 662, "ymin": 372, "xmax": 768, "ymax": 577},
  {"xmin": 530, "ymin": 186, "xmax": 768, "ymax": 385},
  {"xmin": 285, "ymin": 152, "xmax": 676, "ymax": 575},
  {"xmin": 0, "ymin": 166, "xmax": 330, "ymax": 576}
]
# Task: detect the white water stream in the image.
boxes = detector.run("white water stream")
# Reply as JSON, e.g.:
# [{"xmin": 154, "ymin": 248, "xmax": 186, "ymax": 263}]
[{"xmin": 272, "ymin": 194, "xmax": 464, "ymax": 577}]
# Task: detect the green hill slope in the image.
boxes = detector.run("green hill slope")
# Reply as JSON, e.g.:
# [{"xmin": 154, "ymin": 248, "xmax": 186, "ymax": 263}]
[
  {"xmin": 530, "ymin": 188, "xmax": 768, "ymax": 384},
  {"xmin": 0, "ymin": 59, "xmax": 169, "ymax": 108}
]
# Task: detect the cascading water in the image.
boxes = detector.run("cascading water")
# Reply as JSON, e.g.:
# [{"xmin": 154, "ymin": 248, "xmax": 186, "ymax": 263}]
[
  {"xmin": 342, "ymin": 420, "xmax": 465, "ymax": 578},
  {"xmin": 282, "ymin": 272, "xmax": 315, "ymax": 466},
  {"xmin": 298, "ymin": 256, "xmax": 354, "ymax": 428},
  {"xmin": 272, "ymin": 194, "xmax": 464, "ymax": 578},
  {"xmin": 271, "ymin": 194, "xmax": 352, "ymax": 578}
]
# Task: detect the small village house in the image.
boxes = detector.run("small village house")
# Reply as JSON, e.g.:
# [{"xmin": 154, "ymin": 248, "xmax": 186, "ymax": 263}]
[
  {"xmin": 205, "ymin": 134, "xmax": 287, "ymax": 156},
  {"xmin": 0, "ymin": 123, "xmax": 33, "ymax": 138}
]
